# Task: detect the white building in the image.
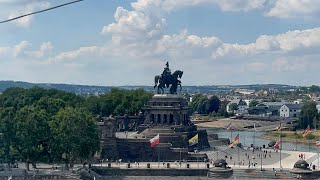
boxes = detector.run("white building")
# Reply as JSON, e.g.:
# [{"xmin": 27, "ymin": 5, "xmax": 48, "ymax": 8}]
[
  {"xmin": 316, "ymin": 104, "xmax": 320, "ymax": 113},
  {"xmin": 226, "ymin": 99, "xmax": 248, "ymax": 114},
  {"xmin": 279, "ymin": 104, "xmax": 303, "ymax": 118}
]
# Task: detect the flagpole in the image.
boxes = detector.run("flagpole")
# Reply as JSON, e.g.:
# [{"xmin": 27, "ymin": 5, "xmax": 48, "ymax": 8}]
[
  {"xmin": 253, "ymin": 123, "xmax": 256, "ymax": 150},
  {"xmin": 179, "ymin": 148, "xmax": 182, "ymax": 167},
  {"xmin": 253, "ymin": 130, "xmax": 255, "ymax": 150},
  {"xmin": 238, "ymin": 144, "xmax": 240, "ymax": 167},
  {"xmin": 197, "ymin": 136, "xmax": 199, "ymax": 169},
  {"xmin": 158, "ymin": 146, "xmax": 160, "ymax": 168},
  {"xmin": 318, "ymin": 152, "xmax": 319, "ymax": 170},
  {"xmin": 309, "ymin": 140, "xmax": 311, "ymax": 152},
  {"xmin": 280, "ymin": 122, "xmax": 282, "ymax": 170},
  {"xmin": 231, "ymin": 129, "xmax": 232, "ymax": 144}
]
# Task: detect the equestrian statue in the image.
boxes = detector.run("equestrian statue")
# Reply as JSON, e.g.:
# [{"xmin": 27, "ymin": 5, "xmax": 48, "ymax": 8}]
[{"xmin": 154, "ymin": 62, "xmax": 183, "ymax": 94}]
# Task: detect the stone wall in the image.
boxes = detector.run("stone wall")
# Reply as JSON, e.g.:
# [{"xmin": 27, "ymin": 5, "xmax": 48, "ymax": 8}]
[{"xmin": 91, "ymin": 167, "xmax": 208, "ymax": 176}]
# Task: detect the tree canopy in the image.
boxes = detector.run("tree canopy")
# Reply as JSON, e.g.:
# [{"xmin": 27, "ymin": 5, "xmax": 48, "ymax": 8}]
[
  {"xmin": 0, "ymin": 86, "xmax": 152, "ymax": 169},
  {"xmin": 298, "ymin": 101, "xmax": 319, "ymax": 129},
  {"xmin": 249, "ymin": 100, "xmax": 259, "ymax": 107},
  {"xmin": 190, "ymin": 94, "xmax": 229, "ymax": 116}
]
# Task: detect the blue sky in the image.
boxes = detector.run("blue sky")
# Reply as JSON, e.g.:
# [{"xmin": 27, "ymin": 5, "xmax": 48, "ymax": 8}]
[{"xmin": 1, "ymin": 0, "xmax": 320, "ymax": 86}]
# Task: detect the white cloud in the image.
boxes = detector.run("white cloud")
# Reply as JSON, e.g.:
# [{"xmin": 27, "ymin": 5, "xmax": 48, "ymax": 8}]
[
  {"xmin": 132, "ymin": 0, "xmax": 267, "ymax": 12},
  {"xmin": 26, "ymin": 42, "xmax": 53, "ymax": 58},
  {"xmin": 13, "ymin": 41, "xmax": 30, "ymax": 57},
  {"xmin": 3, "ymin": 0, "xmax": 320, "ymax": 85},
  {"xmin": 266, "ymin": 0, "xmax": 320, "ymax": 18},
  {"xmin": 2, "ymin": 1, "xmax": 50, "ymax": 27},
  {"xmin": 245, "ymin": 62, "xmax": 267, "ymax": 73},
  {"xmin": 213, "ymin": 28, "xmax": 320, "ymax": 58},
  {"xmin": 272, "ymin": 57, "xmax": 306, "ymax": 72}
]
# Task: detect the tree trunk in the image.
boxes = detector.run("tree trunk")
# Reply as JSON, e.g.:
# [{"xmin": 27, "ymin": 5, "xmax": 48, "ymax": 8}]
[
  {"xmin": 25, "ymin": 162, "xmax": 30, "ymax": 171},
  {"xmin": 5, "ymin": 144, "xmax": 10, "ymax": 170},
  {"xmin": 32, "ymin": 162, "xmax": 37, "ymax": 169},
  {"xmin": 65, "ymin": 162, "xmax": 69, "ymax": 170}
]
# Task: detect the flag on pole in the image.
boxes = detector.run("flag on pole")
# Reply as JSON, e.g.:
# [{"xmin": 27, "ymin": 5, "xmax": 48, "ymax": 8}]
[
  {"xmin": 226, "ymin": 122, "xmax": 232, "ymax": 131},
  {"xmin": 274, "ymin": 136, "xmax": 281, "ymax": 150},
  {"xmin": 189, "ymin": 134, "xmax": 199, "ymax": 146},
  {"xmin": 150, "ymin": 134, "xmax": 160, "ymax": 148},
  {"xmin": 229, "ymin": 134, "xmax": 240, "ymax": 148},
  {"xmin": 253, "ymin": 123, "xmax": 256, "ymax": 132},
  {"xmin": 302, "ymin": 125, "xmax": 311, "ymax": 137},
  {"xmin": 276, "ymin": 122, "xmax": 282, "ymax": 131},
  {"xmin": 316, "ymin": 141, "xmax": 320, "ymax": 147}
]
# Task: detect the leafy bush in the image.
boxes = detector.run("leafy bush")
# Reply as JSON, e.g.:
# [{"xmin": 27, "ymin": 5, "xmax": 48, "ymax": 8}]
[{"xmin": 305, "ymin": 133, "xmax": 315, "ymax": 140}]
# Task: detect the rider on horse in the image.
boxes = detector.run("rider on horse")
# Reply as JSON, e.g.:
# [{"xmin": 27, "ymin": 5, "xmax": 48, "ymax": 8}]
[{"xmin": 161, "ymin": 62, "xmax": 171, "ymax": 88}]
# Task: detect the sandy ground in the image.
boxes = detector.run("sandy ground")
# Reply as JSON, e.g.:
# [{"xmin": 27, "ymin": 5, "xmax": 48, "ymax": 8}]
[{"xmin": 196, "ymin": 118, "xmax": 279, "ymax": 131}]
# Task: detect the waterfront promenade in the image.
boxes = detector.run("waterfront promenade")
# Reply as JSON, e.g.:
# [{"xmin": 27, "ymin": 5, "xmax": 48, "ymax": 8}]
[{"xmin": 93, "ymin": 149, "xmax": 317, "ymax": 170}]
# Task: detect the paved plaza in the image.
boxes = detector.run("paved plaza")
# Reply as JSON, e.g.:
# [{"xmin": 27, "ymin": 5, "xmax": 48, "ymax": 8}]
[{"xmin": 92, "ymin": 148, "xmax": 317, "ymax": 171}]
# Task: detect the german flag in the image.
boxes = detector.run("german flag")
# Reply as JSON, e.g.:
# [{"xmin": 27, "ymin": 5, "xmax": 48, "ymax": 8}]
[
  {"xmin": 229, "ymin": 134, "xmax": 240, "ymax": 148},
  {"xmin": 302, "ymin": 125, "xmax": 311, "ymax": 137}
]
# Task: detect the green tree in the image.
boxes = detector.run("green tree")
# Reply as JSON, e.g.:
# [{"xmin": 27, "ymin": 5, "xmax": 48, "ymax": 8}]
[
  {"xmin": 249, "ymin": 100, "xmax": 259, "ymax": 107},
  {"xmin": 34, "ymin": 97, "xmax": 66, "ymax": 116},
  {"xmin": 0, "ymin": 107, "xmax": 16, "ymax": 167},
  {"xmin": 229, "ymin": 103, "xmax": 238, "ymax": 111},
  {"xmin": 205, "ymin": 96, "xmax": 220, "ymax": 113},
  {"xmin": 309, "ymin": 85, "xmax": 320, "ymax": 93},
  {"xmin": 90, "ymin": 88, "xmax": 152, "ymax": 116},
  {"xmin": 298, "ymin": 101, "xmax": 318, "ymax": 129},
  {"xmin": 190, "ymin": 94, "xmax": 208, "ymax": 114},
  {"xmin": 50, "ymin": 107, "xmax": 100, "ymax": 168},
  {"xmin": 14, "ymin": 106, "xmax": 51, "ymax": 170},
  {"xmin": 217, "ymin": 101, "xmax": 229, "ymax": 117}
]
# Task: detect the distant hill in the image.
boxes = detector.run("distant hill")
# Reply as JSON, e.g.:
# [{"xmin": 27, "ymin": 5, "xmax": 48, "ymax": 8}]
[
  {"xmin": 0, "ymin": 81, "xmax": 112, "ymax": 95},
  {"xmin": 0, "ymin": 81, "xmax": 297, "ymax": 95}
]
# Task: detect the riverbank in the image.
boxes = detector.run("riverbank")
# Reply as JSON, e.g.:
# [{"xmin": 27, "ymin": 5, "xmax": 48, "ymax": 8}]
[
  {"xmin": 262, "ymin": 130, "xmax": 320, "ymax": 144},
  {"xmin": 197, "ymin": 118, "xmax": 279, "ymax": 131}
]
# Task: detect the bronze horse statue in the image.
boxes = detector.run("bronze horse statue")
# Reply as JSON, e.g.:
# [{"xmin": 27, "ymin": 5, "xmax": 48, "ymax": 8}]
[{"xmin": 154, "ymin": 70, "xmax": 183, "ymax": 94}]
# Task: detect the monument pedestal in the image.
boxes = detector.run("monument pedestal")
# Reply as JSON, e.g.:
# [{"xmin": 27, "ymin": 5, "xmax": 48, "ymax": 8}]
[{"xmin": 99, "ymin": 94, "xmax": 210, "ymax": 161}]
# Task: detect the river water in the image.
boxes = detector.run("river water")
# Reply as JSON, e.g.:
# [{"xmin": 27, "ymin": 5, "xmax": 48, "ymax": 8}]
[{"xmin": 204, "ymin": 128, "xmax": 320, "ymax": 153}]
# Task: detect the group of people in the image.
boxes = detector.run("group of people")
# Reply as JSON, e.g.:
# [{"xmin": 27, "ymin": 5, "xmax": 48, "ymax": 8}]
[{"xmin": 299, "ymin": 153, "xmax": 306, "ymax": 159}]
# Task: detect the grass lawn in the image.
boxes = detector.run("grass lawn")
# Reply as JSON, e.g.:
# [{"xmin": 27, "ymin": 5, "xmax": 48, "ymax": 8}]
[{"xmin": 266, "ymin": 130, "xmax": 320, "ymax": 142}]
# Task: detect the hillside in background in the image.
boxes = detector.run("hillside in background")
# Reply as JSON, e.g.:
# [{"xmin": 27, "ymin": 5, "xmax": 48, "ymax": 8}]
[{"xmin": 0, "ymin": 80, "xmax": 297, "ymax": 95}]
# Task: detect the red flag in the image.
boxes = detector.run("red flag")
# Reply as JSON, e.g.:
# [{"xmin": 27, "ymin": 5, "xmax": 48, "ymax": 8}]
[
  {"xmin": 274, "ymin": 136, "xmax": 281, "ymax": 150},
  {"xmin": 150, "ymin": 134, "xmax": 160, "ymax": 148},
  {"xmin": 302, "ymin": 125, "xmax": 311, "ymax": 137},
  {"xmin": 226, "ymin": 122, "xmax": 232, "ymax": 131}
]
